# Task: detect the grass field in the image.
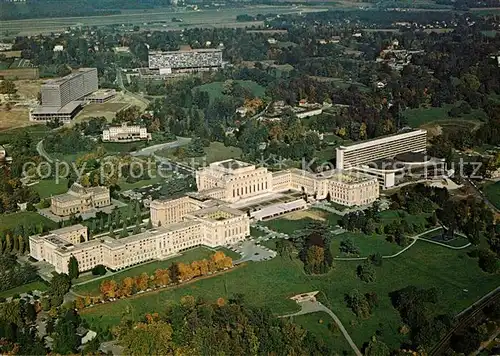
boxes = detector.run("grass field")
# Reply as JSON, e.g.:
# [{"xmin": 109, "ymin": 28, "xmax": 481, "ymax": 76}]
[
  {"xmin": 0, "ymin": 124, "xmax": 50, "ymax": 144},
  {"xmin": 157, "ymin": 141, "xmax": 242, "ymax": 166},
  {"xmin": 73, "ymin": 102, "xmax": 130, "ymax": 122},
  {"xmin": 80, "ymin": 239, "xmax": 500, "ymax": 350},
  {"xmin": 290, "ymin": 311, "xmax": 352, "ymax": 355},
  {"xmin": 0, "ymin": 211, "xmax": 57, "ymax": 233},
  {"xmin": 403, "ymin": 104, "xmax": 487, "ymax": 128},
  {"xmin": 0, "ymin": 280, "xmax": 49, "ymax": 298},
  {"xmin": 117, "ymin": 175, "xmax": 166, "ymax": 191},
  {"xmin": 31, "ymin": 178, "xmax": 69, "ymax": 199},
  {"xmin": 331, "ymin": 232, "xmax": 403, "ymax": 257},
  {"xmin": 74, "ymin": 246, "xmax": 241, "ymax": 296},
  {"xmin": 0, "ymin": 108, "xmax": 32, "ymax": 131},
  {"xmin": 483, "ymin": 181, "xmax": 500, "ymax": 210},
  {"xmin": 1, "ymin": 6, "xmax": 330, "ymax": 36},
  {"xmin": 261, "ymin": 209, "xmax": 341, "ymax": 235},
  {"xmin": 194, "ymin": 80, "xmax": 266, "ymax": 102}
]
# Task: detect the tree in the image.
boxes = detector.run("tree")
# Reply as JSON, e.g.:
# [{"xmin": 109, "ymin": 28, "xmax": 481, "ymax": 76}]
[
  {"xmin": 68, "ymin": 256, "xmax": 79, "ymax": 280},
  {"xmin": 339, "ymin": 238, "xmax": 360, "ymax": 256},
  {"xmin": 364, "ymin": 336, "xmax": 390, "ymax": 356},
  {"xmin": 91, "ymin": 264, "xmax": 107, "ymax": 276},
  {"xmin": 120, "ymin": 277, "xmax": 135, "ymax": 296},
  {"xmin": 118, "ymin": 320, "xmax": 173, "ymax": 356},
  {"xmin": 52, "ymin": 310, "xmax": 81, "ymax": 354},
  {"xmin": 369, "ymin": 253, "xmax": 383, "ymax": 267},
  {"xmin": 345, "ymin": 289, "xmax": 371, "ymax": 319},
  {"xmin": 305, "ymin": 245, "xmax": 326, "ymax": 274},
  {"xmin": 135, "ymin": 272, "xmax": 149, "ymax": 291},
  {"xmin": 100, "ymin": 279, "xmax": 118, "ymax": 299},
  {"xmin": 49, "ymin": 273, "xmax": 71, "ymax": 306},
  {"xmin": 357, "ymin": 260, "xmax": 376, "ymax": 283}
]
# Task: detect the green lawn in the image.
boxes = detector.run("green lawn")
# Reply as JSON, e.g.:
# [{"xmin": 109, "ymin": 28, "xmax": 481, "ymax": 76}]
[
  {"xmin": 0, "ymin": 211, "xmax": 57, "ymax": 233},
  {"xmin": 290, "ymin": 311, "xmax": 352, "ymax": 355},
  {"xmin": 0, "ymin": 280, "xmax": 49, "ymax": 298},
  {"xmin": 0, "ymin": 125, "xmax": 50, "ymax": 145},
  {"xmin": 101, "ymin": 141, "xmax": 148, "ymax": 153},
  {"xmin": 483, "ymin": 181, "xmax": 500, "ymax": 210},
  {"xmin": 403, "ymin": 104, "xmax": 486, "ymax": 128},
  {"xmin": 379, "ymin": 209, "xmax": 430, "ymax": 227},
  {"xmin": 117, "ymin": 175, "xmax": 166, "ymax": 191},
  {"xmin": 260, "ymin": 209, "xmax": 340, "ymax": 235},
  {"xmin": 73, "ymin": 246, "xmax": 240, "ymax": 296},
  {"xmin": 32, "ymin": 178, "xmax": 69, "ymax": 199},
  {"xmin": 157, "ymin": 141, "xmax": 242, "ymax": 166},
  {"xmin": 80, "ymin": 239, "xmax": 499, "ymax": 350},
  {"xmin": 194, "ymin": 80, "xmax": 266, "ymax": 102},
  {"xmin": 331, "ymin": 232, "xmax": 402, "ymax": 258}
]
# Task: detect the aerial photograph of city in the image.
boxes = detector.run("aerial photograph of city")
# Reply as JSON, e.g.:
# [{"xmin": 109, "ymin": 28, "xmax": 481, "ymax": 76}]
[{"xmin": 0, "ymin": 0, "xmax": 500, "ymax": 354}]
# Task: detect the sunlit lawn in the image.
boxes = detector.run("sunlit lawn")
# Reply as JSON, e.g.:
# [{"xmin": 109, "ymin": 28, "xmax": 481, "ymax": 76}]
[
  {"xmin": 81, "ymin": 239, "xmax": 499, "ymax": 350},
  {"xmin": 0, "ymin": 280, "xmax": 49, "ymax": 298}
]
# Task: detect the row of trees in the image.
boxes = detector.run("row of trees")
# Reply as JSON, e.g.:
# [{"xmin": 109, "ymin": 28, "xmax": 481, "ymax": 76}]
[{"xmin": 97, "ymin": 251, "xmax": 233, "ymax": 301}]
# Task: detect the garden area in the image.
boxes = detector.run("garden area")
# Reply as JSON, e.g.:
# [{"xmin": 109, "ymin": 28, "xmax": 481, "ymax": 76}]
[
  {"xmin": 79, "ymin": 238, "xmax": 500, "ymax": 351},
  {"xmin": 32, "ymin": 178, "xmax": 69, "ymax": 199},
  {"xmin": 157, "ymin": 141, "xmax": 243, "ymax": 166},
  {"xmin": 0, "ymin": 280, "xmax": 48, "ymax": 299},
  {"xmin": 73, "ymin": 246, "xmax": 240, "ymax": 296},
  {"xmin": 260, "ymin": 208, "xmax": 341, "ymax": 235},
  {"xmin": 0, "ymin": 211, "xmax": 57, "ymax": 233}
]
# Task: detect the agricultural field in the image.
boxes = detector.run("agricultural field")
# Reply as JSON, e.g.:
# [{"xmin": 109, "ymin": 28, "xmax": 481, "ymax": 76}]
[
  {"xmin": 0, "ymin": 211, "xmax": 57, "ymax": 233},
  {"xmin": 483, "ymin": 181, "xmax": 500, "ymax": 210},
  {"xmin": 73, "ymin": 246, "xmax": 241, "ymax": 296},
  {"xmin": 194, "ymin": 80, "xmax": 266, "ymax": 103},
  {"xmin": 80, "ymin": 239, "xmax": 499, "ymax": 351}
]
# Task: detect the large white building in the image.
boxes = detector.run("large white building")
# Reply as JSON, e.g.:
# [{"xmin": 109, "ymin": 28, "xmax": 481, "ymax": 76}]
[
  {"xmin": 102, "ymin": 123, "xmax": 151, "ymax": 142},
  {"xmin": 196, "ymin": 159, "xmax": 379, "ymax": 208},
  {"xmin": 335, "ymin": 129, "xmax": 446, "ymax": 189},
  {"xmin": 30, "ymin": 68, "xmax": 99, "ymax": 123},
  {"xmin": 148, "ymin": 48, "xmax": 223, "ymax": 73},
  {"xmin": 30, "ymin": 196, "xmax": 249, "ymax": 274}
]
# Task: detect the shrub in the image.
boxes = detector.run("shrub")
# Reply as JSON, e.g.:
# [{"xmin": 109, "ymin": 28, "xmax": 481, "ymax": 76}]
[{"xmin": 92, "ymin": 264, "xmax": 107, "ymax": 276}]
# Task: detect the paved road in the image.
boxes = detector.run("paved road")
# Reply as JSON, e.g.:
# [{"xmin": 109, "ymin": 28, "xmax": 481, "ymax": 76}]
[
  {"xmin": 280, "ymin": 299, "xmax": 362, "ymax": 356},
  {"xmin": 116, "ymin": 68, "xmax": 150, "ymax": 107},
  {"xmin": 36, "ymin": 140, "xmax": 54, "ymax": 163},
  {"xmin": 465, "ymin": 178, "xmax": 499, "ymax": 213}
]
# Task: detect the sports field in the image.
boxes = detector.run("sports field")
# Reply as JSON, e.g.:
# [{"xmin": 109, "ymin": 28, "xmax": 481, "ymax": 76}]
[{"xmin": 80, "ymin": 239, "xmax": 499, "ymax": 350}]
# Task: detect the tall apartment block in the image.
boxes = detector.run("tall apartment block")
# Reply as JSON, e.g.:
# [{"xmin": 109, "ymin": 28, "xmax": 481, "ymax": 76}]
[{"xmin": 30, "ymin": 68, "xmax": 98, "ymax": 123}]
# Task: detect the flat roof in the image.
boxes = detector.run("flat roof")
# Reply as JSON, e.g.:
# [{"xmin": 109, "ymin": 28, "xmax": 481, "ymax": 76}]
[
  {"xmin": 32, "ymin": 101, "xmax": 82, "ymax": 114},
  {"xmin": 149, "ymin": 48, "xmax": 222, "ymax": 55},
  {"xmin": 218, "ymin": 159, "xmax": 250, "ymax": 170},
  {"xmin": 43, "ymin": 68, "xmax": 96, "ymax": 86},
  {"xmin": 338, "ymin": 129, "xmax": 427, "ymax": 151}
]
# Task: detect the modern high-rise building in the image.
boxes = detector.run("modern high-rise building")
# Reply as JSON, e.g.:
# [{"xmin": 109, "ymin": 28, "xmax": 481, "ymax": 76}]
[
  {"xmin": 30, "ymin": 68, "xmax": 98, "ymax": 123},
  {"xmin": 336, "ymin": 129, "xmax": 427, "ymax": 170}
]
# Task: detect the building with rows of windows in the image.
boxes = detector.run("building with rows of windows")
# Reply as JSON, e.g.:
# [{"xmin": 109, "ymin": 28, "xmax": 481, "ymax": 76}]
[
  {"xmin": 50, "ymin": 183, "xmax": 111, "ymax": 217},
  {"xmin": 30, "ymin": 196, "xmax": 249, "ymax": 274},
  {"xmin": 196, "ymin": 159, "xmax": 379, "ymax": 207}
]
